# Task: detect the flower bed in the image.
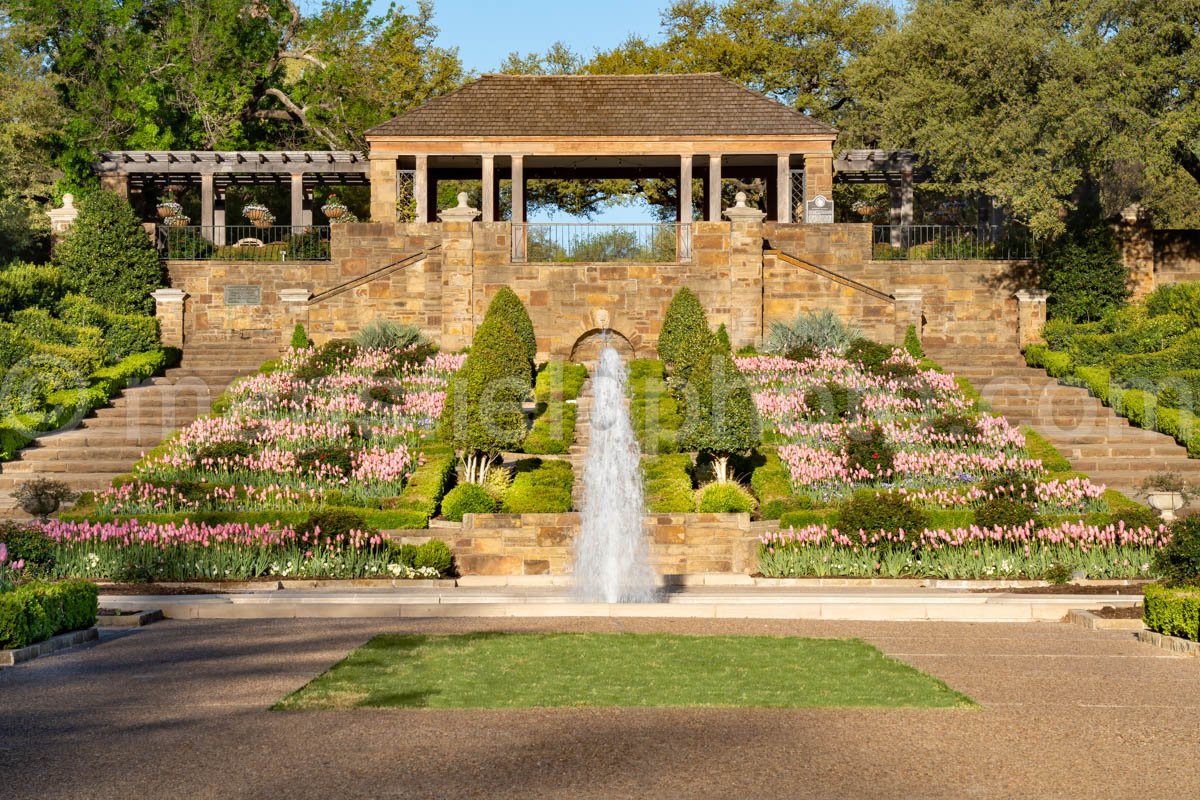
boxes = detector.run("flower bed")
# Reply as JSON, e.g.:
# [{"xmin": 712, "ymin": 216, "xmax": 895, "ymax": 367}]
[{"xmin": 101, "ymin": 346, "xmax": 464, "ymax": 514}]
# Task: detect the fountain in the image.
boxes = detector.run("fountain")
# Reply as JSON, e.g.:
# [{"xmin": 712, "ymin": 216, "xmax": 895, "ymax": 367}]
[{"xmin": 573, "ymin": 344, "xmax": 658, "ymax": 603}]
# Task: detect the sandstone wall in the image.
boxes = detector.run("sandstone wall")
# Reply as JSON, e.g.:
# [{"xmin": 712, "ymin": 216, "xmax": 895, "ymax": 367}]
[{"xmin": 1154, "ymin": 230, "xmax": 1200, "ymax": 285}]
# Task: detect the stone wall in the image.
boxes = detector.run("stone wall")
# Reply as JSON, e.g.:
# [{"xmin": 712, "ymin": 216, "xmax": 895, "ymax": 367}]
[
  {"xmin": 389, "ymin": 513, "xmax": 762, "ymax": 576},
  {"xmin": 1154, "ymin": 230, "xmax": 1200, "ymax": 286}
]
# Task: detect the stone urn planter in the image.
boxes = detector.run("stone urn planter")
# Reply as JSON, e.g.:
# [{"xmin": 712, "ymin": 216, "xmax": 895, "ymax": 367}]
[
  {"xmin": 321, "ymin": 194, "xmax": 348, "ymax": 220},
  {"xmin": 163, "ymin": 215, "xmax": 190, "ymax": 227},
  {"xmin": 12, "ymin": 478, "xmax": 78, "ymax": 520},
  {"xmin": 156, "ymin": 201, "xmax": 182, "ymax": 219},
  {"xmin": 1146, "ymin": 492, "xmax": 1185, "ymax": 522},
  {"xmin": 243, "ymin": 204, "xmax": 270, "ymax": 223},
  {"xmin": 251, "ymin": 212, "xmax": 276, "ymax": 229}
]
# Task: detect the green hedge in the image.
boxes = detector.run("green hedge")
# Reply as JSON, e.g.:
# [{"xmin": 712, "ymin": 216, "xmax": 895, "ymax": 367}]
[
  {"xmin": 523, "ymin": 402, "xmax": 576, "ymax": 455},
  {"xmin": 629, "ymin": 359, "xmax": 682, "ymax": 454},
  {"xmin": 643, "ymin": 453, "xmax": 694, "ymax": 512},
  {"xmin": 1143, "ymin": 583, "xmax": 1200, "ymax": 642},
  {"xmin": 383, "ymin": 445, "xmax": 456, "ymax": 528},
  {"xmin": 501, "ymin": 459, "xmax": 573, "ymax": 513},
  {"xmin": 0, "ymin": 580, "xmax": 98, "ymax": 650},
  {"xmin": 441, "ymin": 483, "xmax": 497, "ymax": 521},
  {"xmin": 750, "ymin": 452, "xmax": 811, "ymax": 519},
  {"xmin": 696, "ymin": 482, "xmax": 755, "ymax": 513},
  {"xmin": 58, "ymin": 294, "xmax": 160, "ymax": 363},
  {"xmin": 534, "ymin": 361, "xmax": 587, "ymax": 402}
]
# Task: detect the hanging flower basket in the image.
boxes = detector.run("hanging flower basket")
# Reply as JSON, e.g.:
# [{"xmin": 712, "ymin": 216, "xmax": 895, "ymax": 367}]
[
  {"xmin": 329, "ymin": 211, "xmax": 359, "ymax": 224},
  {"xmin": 164, "ymin": 214, "xmax": 190, "ymax": 227},
  {"xmin": 243, "ymin": 203, "xmax": 270, "ymax": 222},
  {"xmin": 321, "ymin": 194, "xmax": 349, "ymax": 220},
  {"xmin": 252, "ymin": 211, "xmax": 276, "ymax": 229},
  {"xmin": 156, "ymin": 201, "xmax": 183, "ymax": 219}
]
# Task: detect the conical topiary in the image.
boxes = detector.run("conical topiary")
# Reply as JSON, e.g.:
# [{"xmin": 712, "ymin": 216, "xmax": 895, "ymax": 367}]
[
  {"xmin": 485, "ymin": 287, "xmax": 536, "ymax": 363},
  {"xmin": 679, "ymin": 346, "xmax": 761, "ymax": 483}
]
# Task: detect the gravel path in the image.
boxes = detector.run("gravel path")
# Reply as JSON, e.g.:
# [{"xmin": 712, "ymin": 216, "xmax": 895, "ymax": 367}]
[{"xmin": 1, "ymin": 617, "xmax": 1196, "ymax": 799}]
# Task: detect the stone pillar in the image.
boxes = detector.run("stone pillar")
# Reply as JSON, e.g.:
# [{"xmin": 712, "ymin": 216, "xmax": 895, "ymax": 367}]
[
  {"xmin": 511, "ymin": 155, "xmax": 525, "ymax": 224},
  {"xmin": 481, "ymin": 155, "xmax": 495, "ymax": 222},
  {"xmin": 1116, "ymin": 204, "xmax": 1155, "ymax": 300},
  {"xmin": 280, "ymin": 288, "xmax": 312, "ymax": 347},
  {"xmin": 213, "ymin": 189, "xmax": 227, "ymax": 246},
  {"xmin": 1015, "ymin": 290, "xmax": 1049, "ymax": 350},
  {"xmin": 892, "ymin": 287, "xmax": 924, "ymax": 345},
  {"xmin": 679, "ymin": 155, "xmax": 693, "ymax": 222},
  {"xmin": 369, "ymin": 155, "xmax": 398, "ymax": 223},
  {"xmin": 151, "ymin": 288, "xmax": 187, "ymax": 349},
  {"xmin": 290, "ymin": 173, "xmax": 307, "ymax": 229},
  {"xmin": 804, "ymin": 154, "xmax": 835, "ymax": 219},
  {"xmin": 724, "ymin": 192, "xmax": 766, "ymax": 349},
  {"xmin": 708, "ymin": 155, "xmax": 723, "ymax": 222},
  {"xmin": 47, "ymin": 193, "xmax": 79, "ymax": 248},
  {"xmin": 201, "ymin": 174, "xmax": 215, "ymax": 233},
  {"xmin": 439, "ymin": 192, "xmax": 481, "ymax": 350},
  {"xmin": 100, "ymin": 173, "xmax": 129, "ymax": 199},
  {"xmin": 776, "ymin": 154, "xmax": 791, "ymax": 223},
  {"xmin": 889, "ymin": 168, "xmax": 913, "ymax": 247},
  {"xmin": 415, "ymin": 155, "xmax": 430, "ymax": 223}
]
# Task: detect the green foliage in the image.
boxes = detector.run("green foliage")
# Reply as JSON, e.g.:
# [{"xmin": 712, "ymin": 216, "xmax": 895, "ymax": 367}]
[
  {"xmin": 485, "ymin": 287, "xmax": 536, "ymax": 363},
  {"xmin": 52, "ymin": 191, "xmax": 165, "ymax": 315},
  {"xmin": 1111, "ymin": 329, "xmax": 1200, "ymax": 385},
  {"xmin": 297, "ymin": 509, "xmax": 376, "ymax": 548},
  {"xmin": 440, "ymin": 315, "xmax": 530, "ymax": 461},
  {"xmin": 844, "ymin": 426, "xmax": 895, "ymax": 479},
  {"xmin": 903, "ymin": 324, "xmax": 923, "ymax": 358},
  {"xmin": 629, "ymin": 359, "xmax": 681, "ymax": 455},
  {"xmin": 678, "ymin": 348, "xmax": 760, "ymax": 476},
  {"xmin": 1146, "ymin": 282, "xmax": 1200, "ymax": 327},
  {"xmin": 1153, "ymin": 516, "xmax": 1200, "ymax": 587},
  {"xmin": 1142, "ymin": 583, "xmax": 1200, "ymax": 642},
  {"xmin": 0, "ymin": 263, "xmax": 66, "ymax": 315},
  {"xmin": 1020, "ymin": 427, "xmax": 1074, "ymax": 473},
  {"xmin": 1040, "ymin": 227, "xmax": 1129, "ymax": 322},
  {"xmin": 0, "ymin": 580, "xmax": 97, "ymax": 650},
  {"xmin": 715, "ymin": 323, "xmax": 731, "ymax": 352},
  {"xmin": 522, "ymin": 402, "xmax": 576, "ymax": 455},
  {"xmin": 295, "ymin": 339, "xmax": 360, "ymax": 380},
  {"xmin": 837, "ymin": 492, "xmax": 929, "ymax": 537},
  {"xmin": 765, "ymin": 309, "xmax": 860, "ymax": 356},
  {"xmin": 803, "ymin": 382, "xmax": 853, "ymax": 421},
  {"xmin": 751, "ymin": 452, "xmax": 811, "ymax": 519},
  {"xmin": 696, "ymin": 481, "xmax": 755, "ymax": 514},
  {"xmin": 657, "ymin": 288, "xmax": 713, "ymax": 378},
  {"xmin": 501, "ymin": 459, "xmax": 573, "ymax": 513},
  {"xmin": 414, "ymin": 539, "xmax": 454, "ymax": 575},
  {"xmin": 0, "ymin": 523, "xmax": 56, "ymax": 576},
  {"xmin": 845, "ymin": 338, "xmax": 897, "ymax": 375},
  {"xmin": 642, "ymin": 453, "xmax": 695, "ymax": 513},
  {"xmin": 290, "ymin": 324, "xmax": 310, "ymax": 350},
  {"xmin": 354, "ymin": 319, "xmax": 427, "ymax": 351},
  {"xmin": 974, "ymin": 498, "xmax": 1039, "ymax": 530},
  {"xmin": 441, "ymin": 483, "xmax": 498, "ymax": 521},
  {"xmin": 534, "ymin": 361, "xmax": 587, "ymax": 403},
  {"xmin": 57, "ymin": 293, "xmax": 160, "ymax": 363},
  {"xmin": 385, "ymin": 446, "xmax": 456, "ymax": 527}
]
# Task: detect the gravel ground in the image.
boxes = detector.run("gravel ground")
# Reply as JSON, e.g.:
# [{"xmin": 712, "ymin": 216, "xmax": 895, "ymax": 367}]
[{"xmin": 1, "ymin": 617, "xmax": 1197, "ymax": 800}]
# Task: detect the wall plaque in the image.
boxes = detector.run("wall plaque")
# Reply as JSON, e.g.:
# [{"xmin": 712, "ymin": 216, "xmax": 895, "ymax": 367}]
[
  {"xmin": 805, "ymin": 195, "xmax": 835, "ymax": 224},
  {"xmin": 224, "ymin": 285, "xmax": 262, "ymax": 306}
]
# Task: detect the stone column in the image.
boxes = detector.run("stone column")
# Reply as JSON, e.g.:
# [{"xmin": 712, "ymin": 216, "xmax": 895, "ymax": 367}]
[
  {"xmin": 200, "ymin": 174, "xmax": 215, "ymax": 233},
  {"xmin": 776, "ymin": 154, "xmax": 791, "ymax": 223},
  {"xmin": 679, "ymin": 155, "xmax": 693, "ymax": 223},
  {"xmin": 511, "ymin": 155, "xmax": 525, "ymax": 261},
  {"xmin": 151, "ymin": 288, "xmax": 187, "ymax": 349},
  {"xmin": 708, "ymin": 155, "xmax": 723, "ymax": 222},
  {"xmin": 439, "ymin": 192, "xmax": 481, "ymax": 350},
  {"xmin": 481, "ymin": 155, "xmax": 495, "ymax": 222},
  {"xmin": 213, "ymin": 189, "xmax": 227, "ymax": 246},
  {"xmin": 47, "ymin": 193, "xmax": 79, "ymax": 249},
  {"xmin": 1015, "ymin": 290, "xmax": 1049, "ymax": 349},
  {"xmin": 1116, "ymin": 204, "xmax": 1155, "ymax": 301},
  {"xmin": 100, "ymin": 174, "xmax": 129, "ymax": 199},
  {"xmin": 724, "ymin": 192, "xmax": 767, "ymax": 349},
  {"xmin": 415, "ymin": 155, "xmax": 430, "ymax": 223},
  {"xmin": 369, "ymin": 155, "xmax": 398, "ymax": 223},
  {"xmin": 290, "ymin": 173, "xmax": 307, "ymax": 229},
  {"xmin": 889, "ymin": 168, "xmax": 914, "ymax": 247},
  {"xmin": 892, "ymin": 287, "xmax": 924, "ymax": 345},
  {"xmin": 804, "ymin": 154, "xmax": 835, "ymax": 218},
  {"xmin": 280, "ymin": 288, "xmax": 312, "ymax": 347}
]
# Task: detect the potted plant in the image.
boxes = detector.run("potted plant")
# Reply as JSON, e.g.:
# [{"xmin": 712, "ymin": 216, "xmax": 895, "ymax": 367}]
[
  {"xmin": 1140, "ymin": 472, "xmax": 1195, "ymax": 522},
  {"xmin": 851, "ymin": 199, "xmax": 879, "ymax": 218},
  {"xmin": 156, "ymin": 186, "xmax": 183, "ymax": 220},
  {"xmin": 164, "ymin": 213, "xmax": 190, "ymax": 227},
  {"xmin": 321, "ymin": 193, "xmax": 349, "ymax": 220},
  {"xmin": 252, "ymin": 210, "xmax": 276, "ymax": 229},
  {"xmin": 13, "ymin": 477, "xmax": 79, "ymax": 519},
  {"xmin": 243, "ymin": 202, "xmax": 270, "ymax": 223}
]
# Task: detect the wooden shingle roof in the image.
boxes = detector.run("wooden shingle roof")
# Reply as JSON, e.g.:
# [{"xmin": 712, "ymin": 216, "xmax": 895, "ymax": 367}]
[{"xmin": 366, "ymin": 74, "xmax": 836, "ymax": 138}]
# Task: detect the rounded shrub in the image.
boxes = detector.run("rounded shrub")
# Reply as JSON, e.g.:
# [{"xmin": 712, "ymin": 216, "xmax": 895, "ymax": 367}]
[
  {"xmin": 501, "ymin": 460, "xmax": 573, "ymax": 513},
  {"xmin": 485, "ymin": 287, "xmax": 536, "ymax": 363},
  {"xmin": 845, "ymin": 338, "xmax": 895, "ymax": 374},
  {"xmin": 354, "ymin": 319, "xmax": 426, "ymax": 351},
  {"xmin": 0, "ymin": 523, "xmax": 56, "ymax": 577},
  {"xmin": 677, "ymin": 347, "xmax": 760, "ymax": 482},
  {"xmin": 441, "ymin": 483, "xmax": 498, "ymax": 521},
  {"xmin": 837, "ymin": 492, "xmax": 929, "ymax": 536},
  {"xmin": 803, "ymin": 382, "xmax": 853, "ymax": 420},
  {"xmin": 1153, "ymin": 516, "xmax": 1200, "ymax": 586},
  {"xmin": 696, "ymin": 481, "xmax": 755, "ymax": 513},
  {"xmin": 297, "ymin": 509, "xmax": 376, "ymax": 547},
  {"xmin": 296, "ymin": 339, "xmax": 360, "ymax": 380},
  {"xmin": 1108, "ymin": 507, "xmax": 1162, "ymax": 531},
  {"xmin": 290, "ymin": 324, "xmax": 310, "ymax": 349},
  {"xmin": 974, "ymin": 498, "xmax": 1039, "ymax": 529},
  {"xmin": 844, "ymin": 426, "xmax": 895, "ymax": 479},
  {"xmin": 415, "ymin": 539, "xmax": 454, "ymax": 575},
  {"xmin": 53, "ymin": 191, "xmax": 165, "ymax": 315},
  {"xmin": 1041, "ymin": 226, "xmax": 1129, "ymax": 323}
]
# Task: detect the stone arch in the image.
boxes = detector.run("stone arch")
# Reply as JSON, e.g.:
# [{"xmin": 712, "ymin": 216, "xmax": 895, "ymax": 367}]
[{"xmin": 569, "ymin": 328, "xmax": 636, "ymax": 364}]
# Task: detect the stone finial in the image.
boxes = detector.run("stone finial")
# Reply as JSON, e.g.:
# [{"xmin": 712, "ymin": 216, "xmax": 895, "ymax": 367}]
[
  {"xmin": 723, "ymin": 190, "xmax": 767, "ymax": 222},
  {"xmin": 48, "ymin": 193, "xmax": 79, "ymax": 235},
  {"xmin": 438, "ymin": 192, "xmax": 481, "ymax": 222}
]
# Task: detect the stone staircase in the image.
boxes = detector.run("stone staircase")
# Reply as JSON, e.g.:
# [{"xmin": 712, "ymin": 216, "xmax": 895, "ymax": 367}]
[
  {"xmin": 0, "ymin": 343, "xmax": 277, "ymax": 514},
  {"xmin": 928, "ymin": 345, "xmax": 1200, "ymax": 500}
]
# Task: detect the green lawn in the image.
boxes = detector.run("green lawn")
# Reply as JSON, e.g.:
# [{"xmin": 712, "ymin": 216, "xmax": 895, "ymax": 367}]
[{"xmin": 275, "ymin": 633, "xmax": 975, "ymax": 710}]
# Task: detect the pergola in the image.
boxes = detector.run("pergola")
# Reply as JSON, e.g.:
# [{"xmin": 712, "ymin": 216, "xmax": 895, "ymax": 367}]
[
  {"xmin": 364, "ymin": 74, "xmax": 839, "ymax": 225},
  {"xmin": 833, "ymin": 149, "xmax": 931, "ymax": 228},
  {"xmin": 94, "ymin": 150, "xmax": 369, "ymax": 230}
]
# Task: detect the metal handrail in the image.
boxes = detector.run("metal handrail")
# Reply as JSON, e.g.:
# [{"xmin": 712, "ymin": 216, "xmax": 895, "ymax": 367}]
[
  {"xmin": 156, "ymin": 225, "xmax": 332, "ymax": 261},
  {"xmin": 871, "ymin": 224, "xmax": 1035, "ymax": 261},
  {"xmin": 512, "ymin": 222, "xmax": 692, "ymax": 264}
]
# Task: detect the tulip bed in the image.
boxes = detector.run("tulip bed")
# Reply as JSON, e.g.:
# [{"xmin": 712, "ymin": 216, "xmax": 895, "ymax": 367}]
[{"xmin": 737, "ymin": 348, "xmax": 1170, "ymax": 578}]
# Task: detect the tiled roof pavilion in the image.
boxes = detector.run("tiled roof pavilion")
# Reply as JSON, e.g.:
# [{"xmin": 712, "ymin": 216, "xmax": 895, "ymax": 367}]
[{"xmin": 365, "ymin": 73, "xmax": 839, "ymax": 224}]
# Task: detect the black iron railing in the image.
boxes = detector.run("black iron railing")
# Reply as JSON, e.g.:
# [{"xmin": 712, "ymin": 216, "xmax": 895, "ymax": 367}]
[
  {"xmin": 872, "ymin": 225, "xmax": 1035, "ymax": 261},
  {"xmin": 157, "ymin": 225, "xmax": 332, "ymax": 261},
  {"xmin": 512, "ymin": 223, "xmax": 692, "ymax": 263}
]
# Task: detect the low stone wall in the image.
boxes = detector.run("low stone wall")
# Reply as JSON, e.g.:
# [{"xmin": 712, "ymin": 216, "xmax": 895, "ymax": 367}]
[
  {"xmin": 389, "ymin": 513, "xmax": 764, "ymax": 576},
  {"xmin": 1154, "ymin": 230, "xmax": 1200, "ymax": 285}
]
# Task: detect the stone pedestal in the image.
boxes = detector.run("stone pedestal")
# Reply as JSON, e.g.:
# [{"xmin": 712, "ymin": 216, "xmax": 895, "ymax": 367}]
[
  {"xmin": 439, "ymin": 193, "xmax": 481, "ymax": 350},
  {"xmin": 1015, "ymin": 289, "xmax": 1049, "ymax": 349},
  {"xmin": 1116, "ymin": 204, "xmax": 1155, "ymax": 301},
  {"xmin": 151, "ymin": 288, "xmax": 187, "ymax": 348},
  {"xmin": 280, "ymin": 289, "xmax": 312, "ymax": 346},
  {"xmin": 47, "ymin": 194, "xmax": 79, "ymax": 249},
  {"xmin": 369, "ymin": 155, "xmax": 398, "ymax": 223},
  {"xmin": 804, "ymin": 155, "xmax": 834, "ymax": 217},
  {"xmin": 892, "ymin": 287, "xmax": 924, "ymax": 345},
  {"xmin": 724, "ymin": 192, "xmax": 767, "ymax": 349}
]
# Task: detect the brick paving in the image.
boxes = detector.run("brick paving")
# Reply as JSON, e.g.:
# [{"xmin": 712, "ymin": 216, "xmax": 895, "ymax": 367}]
[{"xmin": 1, "ymin": 617, "xmax": 1197, "ymax": 799}]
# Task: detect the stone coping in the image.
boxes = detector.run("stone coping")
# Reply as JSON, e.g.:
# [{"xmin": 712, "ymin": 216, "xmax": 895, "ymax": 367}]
[
  {"xmin": 1134, "ymin": 629, "xmax": 1200, "ymax": 657},
  {"xmin": 1, "ymin": 627, "xmax": 99, "ymax": 667},
  {"xmin": 1067, "ymin": 609, "xmax": 1146, "ymax": 631},
  {"xmin": 95, "ymin": 609, "xmax": 165, "ymax": 628}
]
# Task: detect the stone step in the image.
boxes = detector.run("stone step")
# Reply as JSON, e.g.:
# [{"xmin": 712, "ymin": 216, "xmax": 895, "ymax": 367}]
[
  {"xmin": 1060, "ymin": 444, "xmax": 1187, "ymax": 458},
  {"xmin": 15, "ymin": 446, "xmax": 150, "ymax": 462},
  {"xmin": 0, "ymin": 473, "xmax": 123, "ymax": 490},
  {"xmin": 3, "ymin": 458, "xmax": 137, "ymax": 474}
]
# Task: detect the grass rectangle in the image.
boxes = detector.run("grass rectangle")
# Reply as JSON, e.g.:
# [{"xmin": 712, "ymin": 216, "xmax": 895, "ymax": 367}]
[{"xmin": 275, "ymin": 633, "xmax": 974, "ymax": 710}]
